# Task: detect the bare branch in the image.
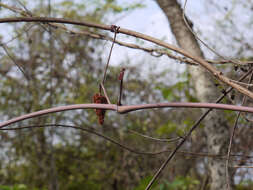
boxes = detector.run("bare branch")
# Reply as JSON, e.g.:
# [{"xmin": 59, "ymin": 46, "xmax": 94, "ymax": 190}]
[
  {"xmin": 144, "ymin": 69, "xmax": 252, "ymax": 190},
  {"xmin": 2, "ymin": 102, "xmax": 253, "ymax": 129},
  {"xmin": 232, "ymin": 165, "xmax": 253, "ymax": 168},
  {"xmin": 0, "ymin": 44, "xmax": 29, "ymax": 80},
  {"xmin": 101, "ymin": 25, "xmax": 119, "ymax": 85},
  {"xmin": 182, "ymin": 0, "xmax": 242, "ymax": 66},
  {"xmin": 226, "ymin": 71, "xmax": 253, "ymax": 190},
  {"xmin": 2, "ymin": 2, "xmax": 253, "ymax": 66},
  {"xmin": 0, "ymin": 70, "xmax": 252, "ymax": 131},
  {"xmin": 2, "ymin": 124, "xmax": 253, "ymax": 162},
  {"xmin": 1, "ymin": 17, "xmax": 253, "ymax": 99},
  {"xmin": 1, "ymin": 124, "xmax": 171, "ymax": 156},
  {"xmin": 128, "ymin": 129, "xmax": 182, "ymax": 142}
]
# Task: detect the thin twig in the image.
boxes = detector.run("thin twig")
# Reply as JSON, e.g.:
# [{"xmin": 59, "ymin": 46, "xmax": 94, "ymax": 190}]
[
  {"xmin": 182, "ymin": 0, "xmax": 242, "ymax": 66},
  {"xmin": 232, "ymin": 165, "xmax": 253, "ymax": 168},
  {"xmin": 0, "ymin": 44, "xmax": 29, "ymax": 80},
  {"xmin": 225, "ymin": 70, "xmax": 253, "ymax": 190},
  {"xmin": 1, "ymin": 124, "xmax": 171, "ymax": 156},
  {"xmin": 7, "ymin": 1, "xmax": 252, "ymax": 66},
  {"xmin": 16, "ymin": 0, "xmax": 33, "ymax": 16},
  {"xmin": 4, "ymin": 2, "xmax": 66, "ymax": 49},
  {"xmin": 229, "ymin": 79, "xmax": 253, "ymax": 87},
  {"xmin": 3, "ymin": 124, "xmax": 253, "ymax": 161},
  {"xmin": 1, "ymin": 24, "xmax": 35, "ymax": 45},
  {"xmin": 100, "ymin": 83, "xmax": 112, "ymax": 104},
  {"xmin": 226, "ymin": 112, "xmax": 241, "ymax": 190},
  {"xmin": 144, "ymin": 70, "xmax": 252, "ymax": 190},
  {"xmin": 128, "ymin": 129, "xmax": 181, "ymax": 142},
  {"xmin": 102, "ymin": 26, "xmax": 119, "ymax": 85}
]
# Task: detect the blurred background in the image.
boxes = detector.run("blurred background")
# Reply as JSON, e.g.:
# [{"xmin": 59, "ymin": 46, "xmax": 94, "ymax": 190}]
[{"xmin": 0, "ymin": 0, "xmax": 253, "ymax": 189}]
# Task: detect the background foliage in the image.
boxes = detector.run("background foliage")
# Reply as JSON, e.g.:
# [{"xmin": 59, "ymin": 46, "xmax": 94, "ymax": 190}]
[{"xmin": 0, "ymin": 0, "xmax": 253, "ymax": 190}]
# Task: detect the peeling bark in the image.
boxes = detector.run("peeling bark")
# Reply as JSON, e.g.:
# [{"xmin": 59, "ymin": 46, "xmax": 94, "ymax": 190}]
[{"xmin": 155, "ymin": 0, "xmax": 231, "ymax": 189}]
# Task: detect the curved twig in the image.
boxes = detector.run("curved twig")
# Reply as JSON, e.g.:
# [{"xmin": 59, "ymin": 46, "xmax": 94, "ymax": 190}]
[
  {"xmin": 3, "ymin": 124, "xmax": 253, "ymax": 162},
  {"xmin": 1, "ymin": 124, "xmax": 169, "ymax": 155},
  {"xmin": 0, "ymin": 17, "xmax": 253, "ymax": 99},
  {"xmin": 128, "ymin": 129, "xmax": 182, "ymax": 142},
  {"xmin": 2, "ymin": 2, "xmax": 253, "ymax": 66},
  {"xmin": 182, "ymin": 0, "xmax": 241, "ymax": 66}
]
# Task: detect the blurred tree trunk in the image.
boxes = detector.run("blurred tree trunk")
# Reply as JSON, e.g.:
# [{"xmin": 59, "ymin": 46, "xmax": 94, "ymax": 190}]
[{"xmin": 155, "ymin": 0, "xmax": 232, "ymax": 189}]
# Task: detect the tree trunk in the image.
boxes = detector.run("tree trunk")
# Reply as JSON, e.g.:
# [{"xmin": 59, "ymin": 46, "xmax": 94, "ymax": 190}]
[{"xmin": 155, "ymin": 0, "xmax": 231, "ymax": 189}]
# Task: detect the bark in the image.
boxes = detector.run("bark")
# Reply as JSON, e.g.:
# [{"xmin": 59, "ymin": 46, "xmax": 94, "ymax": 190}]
[{"xmin": 155, "ymin": 0, "xmax": 232, "ymax": 189}]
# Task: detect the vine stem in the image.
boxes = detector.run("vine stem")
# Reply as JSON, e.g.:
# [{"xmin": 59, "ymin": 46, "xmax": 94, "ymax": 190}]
[{"xmin": 2, "ymin": 102, "xmax": 253, "ymax": 128}]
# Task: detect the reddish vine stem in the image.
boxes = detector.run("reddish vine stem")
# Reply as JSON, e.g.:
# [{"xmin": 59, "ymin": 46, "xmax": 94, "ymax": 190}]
[
  {"xmin": 2, "ymin": 102, "xmax": 253, "ymax": 129},
  {"xmin": 1, "ymin": 17, "xmax": 253, "ymax": 99},
  {"xmin": 0, "ymin": 70, "xmax": 252, "ymax": 129}
]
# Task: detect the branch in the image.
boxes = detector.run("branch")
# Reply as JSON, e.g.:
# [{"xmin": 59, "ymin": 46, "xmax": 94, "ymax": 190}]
[
  {"xmin": 128, "ymin": 129, "xmax": 182, "ymax": 142},
  {"xmin": 3, "ymin": 124, "xmax": 253, "ymax": 162},
  {"xmin": 118, "ymin": 102, "xmax": 253, "ymax": 114},
  {"xmin": 182, "ymin": 0, "xmax": 241, "ymax": 66},
  {"xmin": 1, "ymin": 3, "xmax": 253, "ymax": 66},
  {"xmin": 1, "ymin": 44, "xmax": 29, "ymax": 79},
  {"xmin": 2, "ymin": 102, "xmax": 253, "ymax": 128},
  {"xmin": 1, "ymin": 17, "xmax": 253, "ymax": 99},
  {"xmin": 232, "ymin": 165, "xmax": 253, "ymax": 168},
  {"xmin": 144, "ymin": 69, "xmax": 253, "ymax": 190},
  {"xmin": 226, "ymin": 71, "xmax": 253, "ymax": 190},
  {"xmin": 2, "ymin": 124, "xmax": 169, "ymax": 156}
]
